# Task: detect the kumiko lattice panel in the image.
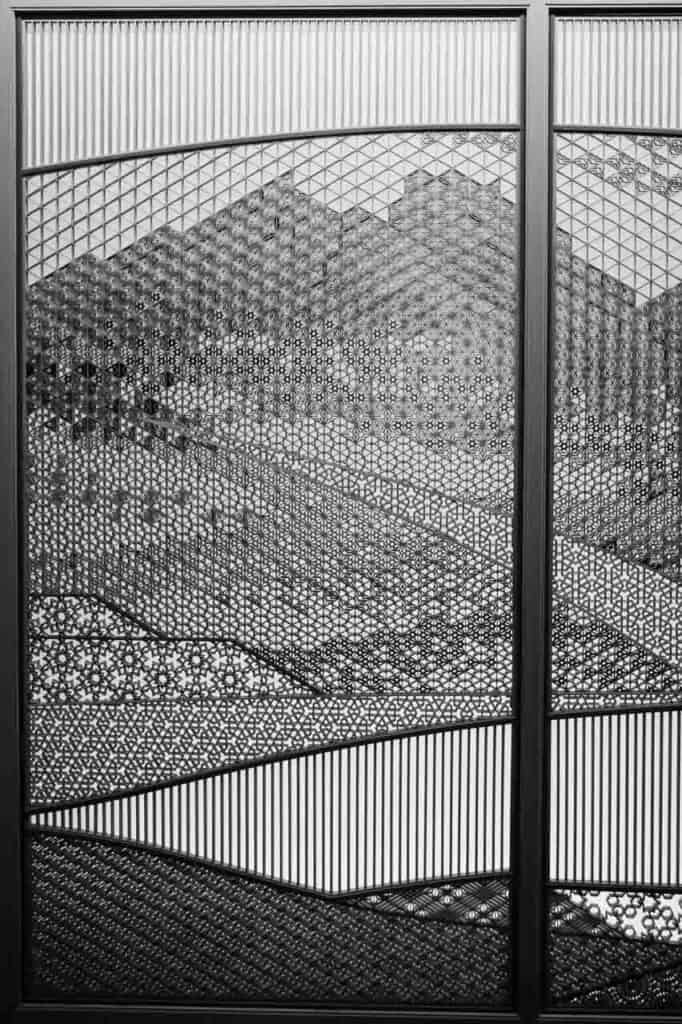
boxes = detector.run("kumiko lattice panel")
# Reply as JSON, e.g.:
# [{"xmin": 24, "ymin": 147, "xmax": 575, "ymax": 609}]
[
  {"xmin": 549, "ymin": 15, "xmax": 682, "ymax": 1012},
  {"xmin": 552, "ymin": 133, "xmax": 682, "ymax": 715},
  {"xmin": 21, "ymin": 28, "xmax": 521, "ymax": 995}
]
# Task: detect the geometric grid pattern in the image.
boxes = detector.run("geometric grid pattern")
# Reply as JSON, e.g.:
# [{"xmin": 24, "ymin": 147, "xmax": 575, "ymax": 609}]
[
  {"xmin": 25, "ymin": 131, "xmax": 519, "ymax": 282},
  {"xmin": 549, "ymin": 889, "xmax": 682, "ymax": 1010},
  {"xmin": 552, "ymin": 889, "xmax": 682, "ymax": 944},
  {"xmin": 555, "ymin": 134, "xmax": 682, "ymax": 299},
  {"xmin": 552, "ymin": 133, "xmax": 682, "ymax": 715},
  {"xmin": 24, "ymin": 130, "xmax": 519, "ymax": 1003},
  {"xmin": 28, "ymin": 833, "xmax": 513, "ymax": 1005},
  {"xmin": 352, "ymin": 877, "xmax": 510, "ymax": 926},
  {"xmin": 29, "ymin": 692, "xmax": 504, "ymax": 807},
  {"xmin": 549, "ymin": 131, "xmax": 682, "ymax": 1007}
]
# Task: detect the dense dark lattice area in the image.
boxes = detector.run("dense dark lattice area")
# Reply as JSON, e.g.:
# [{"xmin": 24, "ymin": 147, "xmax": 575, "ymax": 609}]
[
  {"xmin": 548, "ymin": 891, "xmax": 682, "ymax": 1009},
  {"xmin": 551, "ymin": 599, "xmax": 682, "ymax": 711},
  {"xmin": 28, "ymin": 832, "xmax": 512, "ymax": 1005}
]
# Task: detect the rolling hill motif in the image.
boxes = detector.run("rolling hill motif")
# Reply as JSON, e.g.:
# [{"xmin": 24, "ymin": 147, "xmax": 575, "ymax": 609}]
[{"xmin": 30, "ymin": 723, "xmax": 512, "ymax": 892}]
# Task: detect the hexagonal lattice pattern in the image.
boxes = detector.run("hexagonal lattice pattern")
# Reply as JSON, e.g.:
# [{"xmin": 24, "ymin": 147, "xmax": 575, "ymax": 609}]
[
  {"xmin": 549, "ymin": 131, "xmax": 682, "ymax": 1015},
  {"xmin": 26, "ymin": 131, "xmax": 519, "ymax": 800},
  {"xmin": 549, "ymin": 888, "xmax": 682, "ymax": 1010},
  {"xmin": 25, "ymin": 131, "xmax": 518, "ymax": 1004},
  {"xmin": 552, "ymin": 133, "xmax": 682, "ymax": 714},
  {"xmin": 352, "ymin": 877, "xmax": 509, "ymax": 926}
]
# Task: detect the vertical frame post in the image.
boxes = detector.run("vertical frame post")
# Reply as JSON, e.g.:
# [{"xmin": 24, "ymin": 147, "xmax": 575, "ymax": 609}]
[
  {"xmin": 0, "ymin": 0, "xmax": 22, "ymax": 1018},
  {"xmin": 515, "ymin": 1, "xmax": 551, "ymax": 1022}
]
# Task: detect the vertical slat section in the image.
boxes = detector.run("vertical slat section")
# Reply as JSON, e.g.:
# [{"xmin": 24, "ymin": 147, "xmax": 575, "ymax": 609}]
[
  {"xmin": 30, "ymin": 725, "xmax": 512, "ymax": 894},
  {"xmin": 554, "ymin": 17, "xmax": 682, "ymax": 130},
  {"xmin": 550, "ymin": 711, "xmax": 682, "ymax": 887},
  {"xmin": 21, "ymin": 17, "xmax": 521, "ymax": 169}
]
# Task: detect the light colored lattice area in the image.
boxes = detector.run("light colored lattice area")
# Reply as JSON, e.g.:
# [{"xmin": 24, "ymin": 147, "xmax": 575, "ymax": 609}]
[
  {"xmin": 549, "ymin": 886, "xmax": 682, "ymax": 1009},
  {"xmin": 553, "ymin": 889, "xmax": 682, "ymax": 945},
  {"xmin": 555, "ymin": 133, "xmax": 682, "ymax": 301},
  {"xmin": 25, "ymin": 131, "xmax": 518, "ymax": 284}
]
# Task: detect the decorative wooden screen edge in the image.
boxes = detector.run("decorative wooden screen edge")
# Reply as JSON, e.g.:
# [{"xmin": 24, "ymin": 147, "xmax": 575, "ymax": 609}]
[{"xmin": 1, "ymin": 3, "xmax": 682, "ymax": 1024}]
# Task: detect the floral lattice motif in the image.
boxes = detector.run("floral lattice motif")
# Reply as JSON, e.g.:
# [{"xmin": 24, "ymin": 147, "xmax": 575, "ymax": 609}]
[
  {"xmin": 549, "ymin": 889, "xmax": 682, "ymax": 1010},
  {"xmin": 351, "ymin": 878, "xmax": 509, "ymax": 927}
]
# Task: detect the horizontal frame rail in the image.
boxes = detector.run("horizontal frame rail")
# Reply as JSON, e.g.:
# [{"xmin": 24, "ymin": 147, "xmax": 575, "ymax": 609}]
[
  {"xmin": 546, "ymin": 878, "xmax": 682, "ymax": 893},
  {"xmin": 553, "ymin": 124, "xmax": 682, "ymax": 136},
  {"xmin": 550, "ymin": 702, "xmax": 682, "ymax": 721},
  {"xmin": 13, "ymin": 1007, "xmax": 523, "ymax": 1024},
  {"xmin": 21, "ymin": 122, "xmax": 522, "ymax": 177}
]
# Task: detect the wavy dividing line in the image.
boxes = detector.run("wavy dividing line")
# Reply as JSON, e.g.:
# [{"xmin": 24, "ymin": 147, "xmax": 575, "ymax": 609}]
[
  {"xmin": 28, "ymin": 723, "xmax": 513, "ymax": 893},
  {"xmin": 28, "ymin": 716, "xmax": 514, "ymax": 814},
  {"xmin": 28, "ymin": 822, "xmax": 511, "ymax": 911}
]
